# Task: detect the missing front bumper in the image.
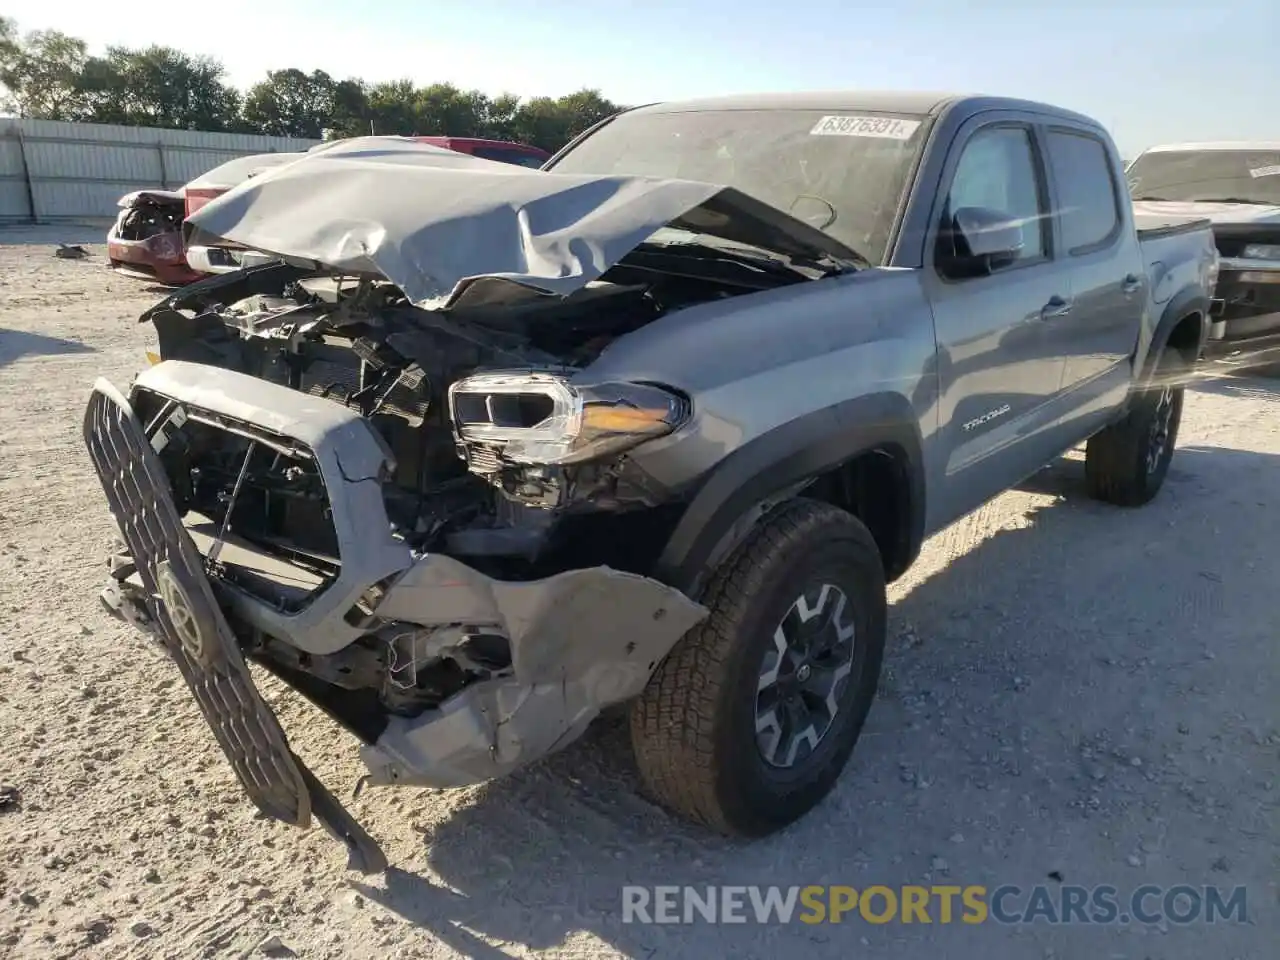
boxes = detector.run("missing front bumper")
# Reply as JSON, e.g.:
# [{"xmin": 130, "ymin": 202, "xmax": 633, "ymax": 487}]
[
  {"xmin": 360, "ymin": 558, "xmax": 708, "ymax": 787},
  {"xmin": 84, "ymin": 369, "xmax": 709, "ymax": 868}
]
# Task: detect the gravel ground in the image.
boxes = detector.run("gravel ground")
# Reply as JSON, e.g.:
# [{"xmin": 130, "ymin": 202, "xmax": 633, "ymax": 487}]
[{"xmin": 0, "ymin": 229, "xmax": 1276, "ymax": 959}]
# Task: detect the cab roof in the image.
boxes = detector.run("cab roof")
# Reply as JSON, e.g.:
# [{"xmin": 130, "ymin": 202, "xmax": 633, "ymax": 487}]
[{"xmin": 626, "ymin": 90, "xmax": 1101, "ymax": 129}]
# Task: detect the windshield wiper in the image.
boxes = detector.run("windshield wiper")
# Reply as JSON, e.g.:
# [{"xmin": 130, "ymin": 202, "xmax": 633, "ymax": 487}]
[
  {"xmin": 1132, "ymin": 195, "xmax": 1171, "ymax": 202},
  {"xmin": 640, "ymin": 230, "xmax": 857, "ymax": 278},
  {"xmin": 634, "ymin": 239, "xmax": 812, "ymax": 280}
]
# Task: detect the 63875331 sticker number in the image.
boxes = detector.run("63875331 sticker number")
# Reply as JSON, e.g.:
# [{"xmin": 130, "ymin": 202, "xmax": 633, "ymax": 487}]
[{"xmin": 810, "ymin": 115, "xmax": 922, "ymax": 140}]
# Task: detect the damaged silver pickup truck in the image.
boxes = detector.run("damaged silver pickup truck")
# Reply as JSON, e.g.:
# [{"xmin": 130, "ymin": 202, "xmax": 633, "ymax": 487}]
[{"xmin": 85, "ymin": 92, "xmax": 1219, "ymax": 872}]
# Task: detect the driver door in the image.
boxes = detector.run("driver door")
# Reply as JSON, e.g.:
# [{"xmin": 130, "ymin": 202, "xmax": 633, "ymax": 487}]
[{"xmin": 922, "ymin": 116, "xmax": 1072, "ymax": 528}]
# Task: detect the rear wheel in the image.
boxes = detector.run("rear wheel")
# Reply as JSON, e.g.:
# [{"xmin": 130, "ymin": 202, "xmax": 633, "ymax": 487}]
[
  {"xmin": 1084, "ymin": 345, "xmax": 1186, "ymax": 507},
  {"xmin": 629, "ymin": 499, "xmax": 886, "ymax": 836}
]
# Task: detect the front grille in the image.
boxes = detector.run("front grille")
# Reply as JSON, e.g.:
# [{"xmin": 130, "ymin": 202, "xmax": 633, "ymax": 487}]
[
  {"xmin": 82, "ymin": 383, "xmax": 312, "ymax": 826},
  {"xmin": 129, "ymin": 386, "xmax": 343, "ymax": 615}
]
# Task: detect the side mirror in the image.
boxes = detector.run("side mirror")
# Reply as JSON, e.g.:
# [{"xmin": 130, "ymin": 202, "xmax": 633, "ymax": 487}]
[{"xmin": 942, "ymin": 206, "xmax": 1026, "ymax": 277}]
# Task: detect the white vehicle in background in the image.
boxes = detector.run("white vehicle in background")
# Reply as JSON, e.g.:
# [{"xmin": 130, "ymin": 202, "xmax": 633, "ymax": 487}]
[
  {"xmin": 1128, "ymin": 141, "xmax": 1280, "ymax": 368},
  {"xmin": 182, "ymin": 152, "xmax": 304, "ymax": 275}
]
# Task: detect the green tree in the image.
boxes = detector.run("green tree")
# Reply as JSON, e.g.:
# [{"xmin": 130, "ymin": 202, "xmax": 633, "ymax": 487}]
[
  {"xmin": 366, "ymin": 79, "xmax": 417, "ymax": 135},
  {"xmin": 509, "ymin": 89, "xmax": 621, "ymax": 153},
  {"xmin": 555, "ymin": 88, "xmax": 621, "ymax": 140},
  {"xmin": 0, "ymin": 23, "xmax": 89, "ymax": 119},
  {"xmin": 244, "ymin": 68, "xmax": 347, "ymax": 138},
  {"xmin": 329, "ymin": 79, "xmax": 372, "ymax": 137},
  {"xmin": 484, "ymin": 92, "xmax": 523, "ymax": 141},
  {"xmin": 412, "ymin": 83, "xmax": 489, "ymax": 137},
  {"xmin": 77, "ymin": 46, "xmax": 240, "ymax": 130},
  {"xmin": 0, "ymin": 15, "xmax": 624, "ymax": 155},
  {"xmin": 510, "ymin": 96, "xmax": 572, "ymax": 153}
]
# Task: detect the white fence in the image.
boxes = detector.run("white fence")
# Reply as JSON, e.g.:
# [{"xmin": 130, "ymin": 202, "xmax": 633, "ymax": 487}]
[{"xmin": 0, "ymin": 119, "xmax": 321, "ymax": 224}]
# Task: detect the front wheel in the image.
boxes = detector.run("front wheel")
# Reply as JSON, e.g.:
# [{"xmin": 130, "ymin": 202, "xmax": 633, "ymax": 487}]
[
  {"xmin": 629, "ymin": 498, "xmax": 887, "ymax": 836},
  {"xmin": 1084, "ymin": 345, "xmax": 1186, "ymax": 507}
]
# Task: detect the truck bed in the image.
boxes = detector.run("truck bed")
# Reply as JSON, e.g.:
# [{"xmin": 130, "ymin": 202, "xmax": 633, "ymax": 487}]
[{"xmin": 1133, "ymin": 211, "xmax": 1214, "ymax": 240}]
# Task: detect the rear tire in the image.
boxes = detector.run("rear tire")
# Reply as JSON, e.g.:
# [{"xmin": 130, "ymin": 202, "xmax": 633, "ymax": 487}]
[
  {"xmin": 629, "ymin": 498, "xmax": 886, "ymax": 836},
  {"xmin": 1084, "ymin": 345, "xmax": 1186, "ymax": 507}
]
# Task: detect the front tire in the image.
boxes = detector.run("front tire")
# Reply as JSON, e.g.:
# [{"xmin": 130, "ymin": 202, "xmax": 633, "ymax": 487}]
[
  {"xmin": 1084, "ymin": 345, "xmax": 1186, "ymax": 507},
  {"xmin": 629, "ymin": 498, "xmax": 887, "ymax": 836}
]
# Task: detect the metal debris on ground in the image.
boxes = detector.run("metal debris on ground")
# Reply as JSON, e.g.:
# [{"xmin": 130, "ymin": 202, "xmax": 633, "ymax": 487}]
[{"xmin": 0, "ymin": 784, "xmax": 20, "ymax": 812}]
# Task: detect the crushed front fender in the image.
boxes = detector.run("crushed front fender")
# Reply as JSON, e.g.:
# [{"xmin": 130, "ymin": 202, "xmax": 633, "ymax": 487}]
[{"xmin": 361, "ymin": 556, "xmax": 708, "ymax": 787}]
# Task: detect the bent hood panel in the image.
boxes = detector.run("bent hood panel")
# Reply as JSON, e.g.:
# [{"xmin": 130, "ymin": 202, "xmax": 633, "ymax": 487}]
[
  {"xmin": 118, "ymin": 189, "xmax": 185, "ymax": 209},
  {"xmin": 184, "ymin": 136, "xmax": 855, "ymax": 308}
]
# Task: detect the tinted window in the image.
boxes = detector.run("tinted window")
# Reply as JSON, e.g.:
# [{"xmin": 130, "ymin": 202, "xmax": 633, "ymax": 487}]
[
  {"xmin": 1048, "ymin": 131, "xmax": 1120, "ymax": 253},
  {"xmin": 548, "ymin": 108, "xmax": 930, "ymax": 264},
  {"xmin": 945, "ymin": 126, "xmax": 1046, "ymax": 265}
]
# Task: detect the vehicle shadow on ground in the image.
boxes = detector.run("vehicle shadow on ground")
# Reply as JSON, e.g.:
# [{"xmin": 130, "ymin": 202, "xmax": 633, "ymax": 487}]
[
  {"xmin": 0, "ymin": 328, "xmax": 94, "ymax": 367},
  {"xmin": 351, "ymin": 444, "xmax": 1275, "ymax": 958}
]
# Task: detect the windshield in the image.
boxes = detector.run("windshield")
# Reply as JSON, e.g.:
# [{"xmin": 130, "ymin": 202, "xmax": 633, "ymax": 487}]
[
  {"xmin": 548, "ymin": 108, "xmax": 931, "ymax": 264},
  {"xmin": 1127, "ymin": 149, "xmax": 1280, "ymax": 204}
]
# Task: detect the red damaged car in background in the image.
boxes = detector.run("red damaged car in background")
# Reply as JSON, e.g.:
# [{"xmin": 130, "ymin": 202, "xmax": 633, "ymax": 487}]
[
  {"xmin": 106, "ymin": 189, "xmax": 202, "ymax": 286},
  {"xmin": 409, "ymin": 136, "xmax": 550, "ymax": 168},
  {"xmin": 108, "ymin": 137, "xmax": 552, "ymax": 286}
]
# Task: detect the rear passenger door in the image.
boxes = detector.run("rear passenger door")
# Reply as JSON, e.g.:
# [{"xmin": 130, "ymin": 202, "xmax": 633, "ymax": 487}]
[
  {"xmin": 923, "ymin": 115, "xmax": 1072, "ymax": 526},
  {"xmin": 1043, "ymin": 127, "xmax": 1145, "ymax": 408}
]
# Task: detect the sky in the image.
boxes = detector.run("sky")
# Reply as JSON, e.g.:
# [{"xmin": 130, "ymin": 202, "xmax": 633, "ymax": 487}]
[{"xmin": 4, "ymin": 0, "xmax": 1276, "ymax": 157}]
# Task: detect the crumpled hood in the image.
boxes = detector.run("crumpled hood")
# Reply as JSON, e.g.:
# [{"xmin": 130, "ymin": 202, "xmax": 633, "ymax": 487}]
[
  {"xmin": 184, "ymin": 136, "xmax": 859, "ymax": 309},
  {"xmin": 1132, "ymin": 199, "xmax": 1280, "ymax": 226},
  {"xmin": 118, "ymin": 189, "xmax": 185, "ymax": 208}
]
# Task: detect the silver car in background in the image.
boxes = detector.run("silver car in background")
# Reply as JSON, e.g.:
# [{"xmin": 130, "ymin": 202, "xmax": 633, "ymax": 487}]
[{"xmin": 1129, "ymin": 141, "xmax": 1280, "ymax": 368}]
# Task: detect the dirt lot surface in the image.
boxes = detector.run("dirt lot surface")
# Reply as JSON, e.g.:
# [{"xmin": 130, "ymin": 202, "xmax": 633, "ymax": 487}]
[{"xmin": 0, "ymin": 228, "xmax": 1276, "ymax": 959}]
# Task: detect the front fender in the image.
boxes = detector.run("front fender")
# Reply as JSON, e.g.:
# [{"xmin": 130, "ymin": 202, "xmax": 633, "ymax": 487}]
[{"xmin": 653, "ymin": 392, "xmax": 926, "ymax": 595}]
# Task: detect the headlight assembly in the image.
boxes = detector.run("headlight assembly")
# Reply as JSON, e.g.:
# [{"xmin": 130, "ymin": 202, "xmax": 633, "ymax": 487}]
[
  {"xmin": 447, "ymin": 371, "xmax": 688, "ymax": 469},
  {"xmin": 1242, "ymin": 243, "xmax": 1280, "ymax": 261}
]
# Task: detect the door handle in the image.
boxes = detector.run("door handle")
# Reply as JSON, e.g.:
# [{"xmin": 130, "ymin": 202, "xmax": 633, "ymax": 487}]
[
  {"xmin": 1122, "ymin": 274, "xmax": 1142, "ymax": 295},
  {"xmin": 1040, "ymin": 295, "xmax": 1072, "ymax": 320}
]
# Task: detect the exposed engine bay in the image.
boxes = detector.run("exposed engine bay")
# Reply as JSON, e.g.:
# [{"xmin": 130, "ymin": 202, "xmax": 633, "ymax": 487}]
[
  {"xmin": 107, "ymin": 189, "xmax": 198, "ymax": 284},
  {"xmin": 114, "ymin": 189, "xmax": 184, "ymax": 241},
  {"xmin": 127, "ymin": 251, "xmax": 793, "ymax": 725}
]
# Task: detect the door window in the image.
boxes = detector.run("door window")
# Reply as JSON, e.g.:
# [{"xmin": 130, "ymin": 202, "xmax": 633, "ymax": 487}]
[
  {"xmin": 1047, "ymin": 130, "xmax": 1121, "ymax": 254},
  {"xmin": 944, "ymin": 126, "xmax": 1048, "ymax": 266}
]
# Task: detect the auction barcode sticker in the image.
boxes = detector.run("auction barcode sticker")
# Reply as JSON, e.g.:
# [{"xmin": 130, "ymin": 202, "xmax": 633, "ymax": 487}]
[
  {"xmin": 1248, "ymin": 164, "xmax": 1280, "ymax": 179},
  {"xmin": 810, "ymin": 116, "xmax": 922, "ymax": 140}
]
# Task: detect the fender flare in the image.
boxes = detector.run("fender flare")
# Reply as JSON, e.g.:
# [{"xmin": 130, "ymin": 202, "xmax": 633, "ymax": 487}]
[
  {"xmin": 1139, "ymin": 286, "xmax": 1210, "ymax": 382},
  {"xmin": 653, "ymin": 392, "xmax": 927, "ymax": 596}
]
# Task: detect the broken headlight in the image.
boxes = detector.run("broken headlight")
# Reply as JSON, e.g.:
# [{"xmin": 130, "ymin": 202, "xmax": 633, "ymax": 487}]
[{"xmin": 447, "ymin": 371, "xmax": 688, "ymax": 470}]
